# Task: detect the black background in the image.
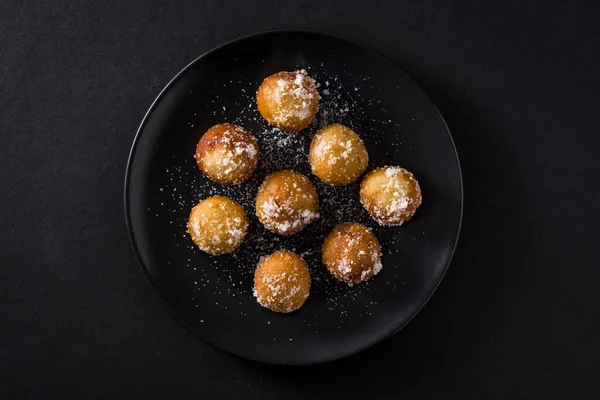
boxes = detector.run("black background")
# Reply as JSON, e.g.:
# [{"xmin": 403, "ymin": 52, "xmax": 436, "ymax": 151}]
[{"xmin": 1, "ymin": 0, "xmax": 599, "ymax": 398}]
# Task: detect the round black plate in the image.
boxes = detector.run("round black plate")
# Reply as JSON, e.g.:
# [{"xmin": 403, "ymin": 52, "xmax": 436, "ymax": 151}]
[{"xmin": 125, "ymin": 31, "xmax": 462, "ymax": 365}]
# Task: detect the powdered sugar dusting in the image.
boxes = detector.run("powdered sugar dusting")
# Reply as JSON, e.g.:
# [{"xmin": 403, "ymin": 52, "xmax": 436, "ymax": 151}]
[{"xmin": 149, "ymin": 63, "xmax": 415, "ymax": 329}]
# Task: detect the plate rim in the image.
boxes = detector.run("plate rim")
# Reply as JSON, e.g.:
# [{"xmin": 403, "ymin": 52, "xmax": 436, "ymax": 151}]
[{"xmin": 123, "ymin": 29, "xmax": 464, "ymax": 365}]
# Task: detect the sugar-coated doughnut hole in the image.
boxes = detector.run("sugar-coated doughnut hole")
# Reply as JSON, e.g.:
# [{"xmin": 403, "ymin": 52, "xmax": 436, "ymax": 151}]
[
  {"xmin": 255, "ymin": 170, "xmax": 319, "ymax": 235},
  {"xmin": 195, "ymin": 123, "xmax": 259, "ymax": 184},
  {"xmin": 322, "ymin": 222, "xmax": 382, "ymax": 285},
  {"xmin": 309, "ymin": 124, "xmax": 369, "ymax": 185},
  {"xmin": 253, "ymin": 250, "xmax": 311, "ymax": 313},
  {"xmin": 188, "ymin": 196, "xmax": 248, "ymax": 255},
  {"xmin": 360, "ymin": 166, "xmax": 422, "ymax": 225},
  {"xmin": 256, "ymin": 70, "xmax": 319, "ymax": 132}
]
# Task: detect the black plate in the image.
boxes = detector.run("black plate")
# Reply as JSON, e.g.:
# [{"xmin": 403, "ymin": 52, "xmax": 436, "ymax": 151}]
[{"xmin": 125, "ymin": 31, "xmax": 463, "ymax": 365}]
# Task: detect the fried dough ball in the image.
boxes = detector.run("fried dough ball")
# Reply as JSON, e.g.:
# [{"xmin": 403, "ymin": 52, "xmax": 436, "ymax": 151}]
[
  {"xmin": 360, "ymin": 166, "xmax": 422, "ymax": 226},
  {"xmin": 309, "ymin": 124, "xmax": 369, "ymax": 185},
  {"xmin": 187, "ymin": 196, "xmax": 248, "ymax": 255},
  {"xmin": 255, "ymin": 170, "xmax": 319, "ymax": 235},
  {"xmin": 253, "ymin": 250, "xmax": 311, "ymax": 313},
  {"xmin": 322, "ymin": 223, "xmax": 382, "ymax": 285},
  {"xmin": 195, "ymin": 123, "xmax": 259, "ymax": 184},
  {"xmin": 256, "ymin": 69, "xmax": 319, "ymax": 132}
]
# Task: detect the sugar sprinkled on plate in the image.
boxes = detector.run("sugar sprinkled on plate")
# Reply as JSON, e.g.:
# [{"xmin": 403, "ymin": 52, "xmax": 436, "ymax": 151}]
[{"xmin": 150, "ymin": 66, "xmax": 409, "ymax": 328}]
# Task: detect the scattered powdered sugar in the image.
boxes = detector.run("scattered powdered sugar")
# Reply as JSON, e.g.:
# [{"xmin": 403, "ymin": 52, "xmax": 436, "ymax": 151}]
[
  {"xmin": 293, "ymin": 73, "xmax": 304, "ymax": 86},
  {"xmin": 384, "ymin": 167, "xmax": 397, "ymax": 177},
  {"xmin": 373, "ymin": 259, "xmax": 383, "ymax": 275},
  {"xmin": 150, "ymin": 64, "xmax": 415, "ymax": 329},
  {"xmin": 339, "ymin": 140, "xmax": 353, "ymax": 159},
  {"xmin": 339, "ymin": 264, "xmax": 352, "ymax": 274}
]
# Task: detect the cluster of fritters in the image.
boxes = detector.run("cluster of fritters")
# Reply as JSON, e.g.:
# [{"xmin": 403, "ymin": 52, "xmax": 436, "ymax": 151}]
[{"xmin": 187, "ymin": 69, "xmax": 422, "ymax": 313}]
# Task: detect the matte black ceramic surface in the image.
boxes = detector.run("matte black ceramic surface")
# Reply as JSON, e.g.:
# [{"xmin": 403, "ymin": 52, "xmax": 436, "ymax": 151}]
[{"xmin": 125, "ymin": 31, "xmax": 462, "ymax": 364}]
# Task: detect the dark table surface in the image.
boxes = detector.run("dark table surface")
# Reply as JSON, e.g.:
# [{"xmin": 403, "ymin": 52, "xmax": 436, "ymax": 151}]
[{"xmin": 2, "ymin": 0, "xmax": 600, "ymax": 398}]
